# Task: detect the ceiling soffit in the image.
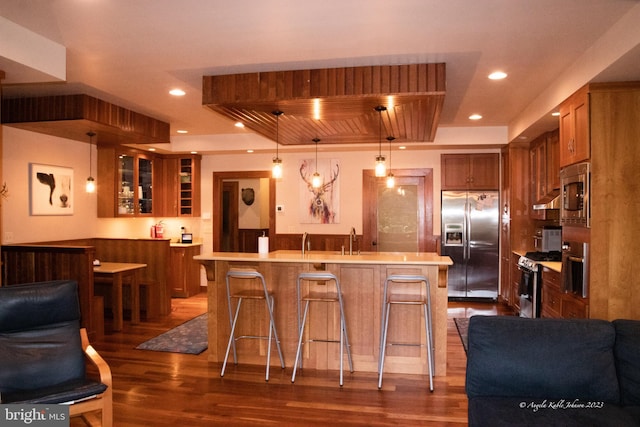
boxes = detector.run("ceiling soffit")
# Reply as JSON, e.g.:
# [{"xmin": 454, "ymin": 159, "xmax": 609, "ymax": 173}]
[
  {"xmin": 1, "ymin": 94, "xmax": 170, "ymax": 145},
  {"xmin": 203, "ymin": 63, "xmax": 445, "ymax": 146}
]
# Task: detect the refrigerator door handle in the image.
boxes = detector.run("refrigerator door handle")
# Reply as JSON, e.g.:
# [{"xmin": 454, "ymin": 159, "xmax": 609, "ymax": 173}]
[{"xmin": 464, "ymin": 201, "xmax": 469, "ymax": 260}]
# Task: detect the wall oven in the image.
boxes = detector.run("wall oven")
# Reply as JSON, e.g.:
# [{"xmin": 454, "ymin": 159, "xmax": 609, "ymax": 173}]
[
  {"xmin": 561, "ymin": 241, "xmax": 589, "ymax": 298},
  {"xmin": 560, "ymin": 161, "xmax": 590, "ymax": 227}
]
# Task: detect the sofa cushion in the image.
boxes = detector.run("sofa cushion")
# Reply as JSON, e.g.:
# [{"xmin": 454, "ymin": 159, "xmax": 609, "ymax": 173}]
[
  {"xmin": 613, "ymin": 319, "xmax": 640, "ymax": 406},
  {"xmin": 466, "ymin": 316, "xmax": 620, "ymax": 403},
  {"xmin": 468, "ymin": 397, "xmax": 640, "ymax": 427}
]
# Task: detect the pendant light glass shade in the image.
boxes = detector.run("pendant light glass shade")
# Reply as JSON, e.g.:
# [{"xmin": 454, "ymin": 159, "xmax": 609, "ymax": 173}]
[
  {"xmin": 374, "ymin": 106, "xmax": 387, "ymax": 177},
  {"xmin": 385, "ymin": 135, "xmax": 395, "ymax": 188},
  {"xmin": 272, "ymin": 110, "xmax": 284, "ymax": 178},
  {"xmin": 375, "ymin": 155, "xmax": 386, "ymax": 177},
  {"xmin": 311, "ymin": 138, "xmax": 322, "ymax": 188},
  {"xmin": 86, "ymin": 131, "xmax": 96, "ymax": 193}
]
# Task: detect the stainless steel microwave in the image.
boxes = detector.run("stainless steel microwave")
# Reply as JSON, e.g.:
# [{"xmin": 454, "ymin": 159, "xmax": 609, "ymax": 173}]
[{"xmin": 560, "ymin": 161, "xmax": 590, "ymax": 227}]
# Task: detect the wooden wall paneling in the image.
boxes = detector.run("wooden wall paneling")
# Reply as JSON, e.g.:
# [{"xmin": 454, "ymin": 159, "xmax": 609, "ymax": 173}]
[
  {"xmin": 92, "ymin": 238, "xmax": 171, "ymax": 317},
  {"xmin": 1, "ymin": 245, "xmax": 97, "ymax": 338},
  {"xmin": 589, "ymin": 85, "xmax": 640, "ymax": 321}
]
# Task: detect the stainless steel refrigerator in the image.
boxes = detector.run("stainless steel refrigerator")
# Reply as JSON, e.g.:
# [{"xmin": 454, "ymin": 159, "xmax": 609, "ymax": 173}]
[{"xmin": 441, "ymin": 191, "xmax": 499, "ymax": 300}]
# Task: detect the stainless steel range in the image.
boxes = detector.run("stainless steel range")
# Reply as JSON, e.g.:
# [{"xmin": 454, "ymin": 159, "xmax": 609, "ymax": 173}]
[{"xmin": 517, "ymin": 251, "xmax": 562, "ymax": 318}]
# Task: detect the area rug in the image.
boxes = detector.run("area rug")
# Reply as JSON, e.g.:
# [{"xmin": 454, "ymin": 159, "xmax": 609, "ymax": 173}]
[
  {"xmin": 454, "ymin": 317, "xmax": 469, "ymax": 354},
  {"xmin": 136, "ymin": 313, "xmax": 208, "ymax": 355}
]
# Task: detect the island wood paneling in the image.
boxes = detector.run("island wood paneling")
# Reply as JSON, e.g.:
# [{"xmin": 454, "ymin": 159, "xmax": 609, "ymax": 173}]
[{"xmin": 200, "ymin": 258, "xmax": 448, "ymax": 377}]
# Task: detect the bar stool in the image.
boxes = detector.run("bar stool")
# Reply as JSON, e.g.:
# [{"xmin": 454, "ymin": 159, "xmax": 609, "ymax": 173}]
[
  {"xmin": 291, "ymin": 271, "xmax": 353, "ymax": 386},
  {"xmin": 221, "ymin": 269, "xmax": 285, "ymax": 382},
  {"xmin": 378, "ymin": 274, "xmax": 434, "ymax": 391}
]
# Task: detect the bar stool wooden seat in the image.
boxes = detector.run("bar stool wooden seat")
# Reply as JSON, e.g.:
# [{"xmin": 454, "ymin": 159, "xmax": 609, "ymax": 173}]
[
  {"xmin": 378, "ymin": 274, "xmax": 434, "ymax": 391},
  {"xmin": 221, "ymin": 269, "xmax": 285, "ymax": 382},
  {"xmin": 291, "ymin": 271, "xmax": 353, "ymax": 386}
]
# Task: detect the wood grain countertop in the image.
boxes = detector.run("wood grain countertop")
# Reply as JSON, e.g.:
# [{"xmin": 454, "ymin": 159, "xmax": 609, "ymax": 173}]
[{"xmin": 194, "ymin": 250, "xmax": 453, "ymax": 266}]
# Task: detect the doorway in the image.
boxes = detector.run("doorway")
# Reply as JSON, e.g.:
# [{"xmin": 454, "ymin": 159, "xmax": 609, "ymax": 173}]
[
  {"xmin": 362, "ymin": 169, "xmax": 436, "ymax": 252},
  {"xmin": 212, "ymin": 171, "xmax": 275, "ymax": 252},
  {"xmin": 221, "ymin": 181, "xmax": 239, "ymax": 251}
]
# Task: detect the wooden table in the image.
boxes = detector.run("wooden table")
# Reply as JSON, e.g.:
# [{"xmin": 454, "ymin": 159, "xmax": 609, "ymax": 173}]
[{"xmin": 94, "ymin": 262, "xmax": 147, "ymax": 331}]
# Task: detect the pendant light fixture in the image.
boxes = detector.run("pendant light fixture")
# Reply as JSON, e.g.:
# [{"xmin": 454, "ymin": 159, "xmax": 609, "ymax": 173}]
[
  {"xmin": 85, "ymin": 131, "xmax": 96, "ymax": 193},
  {"xmin": 311, "ymin": 137, "xmax": 322, "ymax": 188},
  {"xmin": 271, "ymin": 110, "xmax": 283, "ymax": 179},
  {"xmin": 385, "ymin": 136, "xmax": 395, "ymax": 188},
  {"xmin": 374, "ymin": 106, "xmax": 387, "ymax": 177}
]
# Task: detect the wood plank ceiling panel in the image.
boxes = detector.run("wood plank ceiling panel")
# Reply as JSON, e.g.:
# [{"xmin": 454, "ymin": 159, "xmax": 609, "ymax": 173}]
[
  {"xmin": 203, "ymin": 63, "xmax": 445, "ymax": 146},
  {"xmin": 1, "ymin": 94, "xmax": 170, "ymax": 145}
]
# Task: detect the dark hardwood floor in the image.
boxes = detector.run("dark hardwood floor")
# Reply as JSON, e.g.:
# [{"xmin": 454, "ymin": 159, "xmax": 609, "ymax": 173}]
[{"xmin": 75, "ymin": 293, "xmax": 513, "ymax": 426}]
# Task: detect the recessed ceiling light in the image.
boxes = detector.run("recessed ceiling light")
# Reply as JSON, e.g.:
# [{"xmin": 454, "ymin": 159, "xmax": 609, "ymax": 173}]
[
  {"xmin": 176, "ymin": 129, "xmax": 188, "ymax": 134},
  {"xmin": 235, "ymin": 122, "xmax": 245, "ymax": 128},
  {"xmin": 169, "ymin": 89, "xmax": 186, "ymax": 96},
  {"xmin": 551, "ymin": 111, "xmax": 560, "ymax": 117},
  {"xmin": 247, "ymin": 149, "xmax": 254, "ymax": 153},
  {"xmin": 190, "ymin": 151, "xmax": 198, "ymax": 154},
  {"xmin": 469, "ymin": 114, "xmax": 483, "ymax": 120},
  {"xmin": 488, "ymin": 71, "xmax": 507, "ymax": 80},
  {"xmin": 399, "ymin": 146, "xmax": 406, "ymax": 150},
  {"xmin": 148, "ymin": 147, "xmax": 156, "ymax": 152}
]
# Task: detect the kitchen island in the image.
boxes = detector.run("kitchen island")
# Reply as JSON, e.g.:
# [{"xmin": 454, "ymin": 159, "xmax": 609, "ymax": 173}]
[{"xmin": 195, "ymin": 250, "xmax": 452, "ymax": 377}]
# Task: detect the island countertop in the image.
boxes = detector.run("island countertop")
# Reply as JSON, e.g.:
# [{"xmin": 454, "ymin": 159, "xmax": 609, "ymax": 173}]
[{"xmin": 195, "ymin": 250, "xmax": 453, "ymax": 266}]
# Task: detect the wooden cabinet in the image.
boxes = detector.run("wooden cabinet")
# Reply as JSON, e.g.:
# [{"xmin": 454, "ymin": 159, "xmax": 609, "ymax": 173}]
[
  {"xmin": 509, "ymin": 254, "xmax": 521, "ymax": 314},
  {"xmin": 98, "ymin": 146, "xmax": 160, "ymax": 217},
  {"xmin": 530, "ymin": 129, "xmax": 560, "ymax": 220},
  {"xmin": 441, "ymin": 153, "xmax": 499, "ymax": 190},
  {"xmin": 540, "ymin": 267, "xmax": 561, "ymax": 318},
  {"xmin": 559, "ymin": 85, "xmax": 590, "ymax": 167},
  {"xmin": 169, "ymin": 244, "xmax": 202, "ymax": 297},
  {"xmin": 99, "ymin": 148, "xmax": 201, "ymax": 218},
  {"xmin": 540, "ymin": 266, "xmax": 588, "ymax": 319},
  {"xmin": 162, "ymin": 155, "xmax": 201, "ymax": 217},
  {"xmin": 499, "ymin": 143, "xmax": 533, "ymax": 309}
]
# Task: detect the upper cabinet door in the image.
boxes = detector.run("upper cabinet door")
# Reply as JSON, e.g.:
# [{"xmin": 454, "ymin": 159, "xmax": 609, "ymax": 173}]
[
  {"xmin": 559, "ymin": 85, "xmax": 590, "ymax": 168},
  {"xmin": 441, "ymin": 153, "xmax": 499, "ymax": 190}
]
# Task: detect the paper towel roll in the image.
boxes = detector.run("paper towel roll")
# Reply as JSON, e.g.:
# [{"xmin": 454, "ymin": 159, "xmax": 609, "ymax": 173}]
[{"xmin": 258, "ymin": 236, "xmax": 269, "ymax": 254}]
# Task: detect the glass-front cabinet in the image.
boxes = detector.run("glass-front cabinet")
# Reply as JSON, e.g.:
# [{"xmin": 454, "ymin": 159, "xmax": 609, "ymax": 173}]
[
  {"xmin": 98, "ymin": 146, "xmax": 157, "ymax": 217},
  {"xmin": 98, "ymin": 147, "xmax": 200, "ymax": 218},
  {"xmin": 117, "ymin": 154, "xmax": 154, "ymax": 215}
]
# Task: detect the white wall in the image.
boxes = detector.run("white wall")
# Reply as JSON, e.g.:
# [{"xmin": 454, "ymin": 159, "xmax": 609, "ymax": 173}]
[
  {"xmin": 2, "ymin": 126, "xmax": 504, "ymax": 253},
  {"xmin": 1, "ymin": 126, "xmax": 201, "ymax": 244}
]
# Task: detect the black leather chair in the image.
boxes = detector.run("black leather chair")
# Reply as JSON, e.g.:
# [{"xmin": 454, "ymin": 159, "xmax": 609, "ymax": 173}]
[{"xmin": 0, "ymin": 280, "xmax": 112, "ymax": 426}]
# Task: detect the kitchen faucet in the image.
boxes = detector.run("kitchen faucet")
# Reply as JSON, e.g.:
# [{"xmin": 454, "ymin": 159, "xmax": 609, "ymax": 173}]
[
  {"xmin": 302, "ymin": 232, "xmax": 309, "ymax": 255},
  {"xmin": 349, "ymin": 227, "xmax": 357, "ymax": 255}
]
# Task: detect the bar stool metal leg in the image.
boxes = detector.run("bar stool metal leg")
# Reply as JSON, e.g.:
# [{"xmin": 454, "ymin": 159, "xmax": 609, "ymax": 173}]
[
  {"xmin": 377, "ymin": 274, "xmax": 434, "ymax": 392},
  {"xmin": 221, "ymin": 270, "xmax": 285, "ymax": 382},
  {"xmin": 291, "ymin": 271, "xmax": 353, "ymax": 386}
]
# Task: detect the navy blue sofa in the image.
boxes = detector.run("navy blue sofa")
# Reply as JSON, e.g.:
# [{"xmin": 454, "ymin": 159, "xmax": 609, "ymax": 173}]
[{"xmin": 465, "ymin": 315, "xmax": 640, "ymax": 427}]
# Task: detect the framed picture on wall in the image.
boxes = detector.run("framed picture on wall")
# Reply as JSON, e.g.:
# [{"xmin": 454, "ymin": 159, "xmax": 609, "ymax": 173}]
[
  {"xmin": 299, "ymin": 158, "xmax": 340, "ymax": 224},
  {"xmin": 29, "ymin": 163, "xmax": 74, "ymax": 215}
]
